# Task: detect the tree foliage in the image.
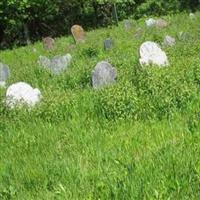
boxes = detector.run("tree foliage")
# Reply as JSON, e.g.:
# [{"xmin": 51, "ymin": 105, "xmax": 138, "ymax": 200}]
[{"xmin": 0, "ymin": 0, "xmax": 199, "ymax": 48}]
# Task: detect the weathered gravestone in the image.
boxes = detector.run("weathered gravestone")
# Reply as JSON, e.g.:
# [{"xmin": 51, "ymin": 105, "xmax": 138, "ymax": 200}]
[
  {"xmin": 104, "ymin": 38, "xmax": 113, "ymax": 50},
  {"xmin": 42, "ymin": 37, "xmax": 55, "ymax": 50},
  {"xmin": 163, "ymin": 35, "xmax": 176, "ymax": 47},
  {"xmin": 155, "ymin": 19, "xmax": 168, "ymax": 28},
  {"xmin": 6, "ymin": 82, "xmax": 42, "ymax": 108},
  {"xmin": 146, "ymin": 18, "xmax": 168, "ymax": 28},
  {"xmin": 0, "ymin": 63, "xmax": 10, "ymax": 87},
  {"xmin": 139, "ymin": 41, "xmax": 169, "ymax": 67},
  {"xmin": 71, "ymin": 25, "xmax": 85, "ymax": 43},
  {"xmin": 134, "ymin": 28, "xmax": 143, "ymax": 38},
  {"xmin": 189, "ymin": 13, "xmax": 195, "ymax": 19},
  {"xmin": 145, "ymin": 18, "xmax": 156, "ymax": 27},
  {"xmin": 124, "ymin": 20, "xmax": 132, "ymax": 31},
  {"xmin": 92, "ymin": 61, "xmax": 117, "ymax": 89},
  {"xmin": 38, "ymin": 54, "xmax": 72, "ymax": 75}
]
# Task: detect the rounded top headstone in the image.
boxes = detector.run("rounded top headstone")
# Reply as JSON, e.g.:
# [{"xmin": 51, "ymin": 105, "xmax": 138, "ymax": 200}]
[
  {"xmin": 92, "ymin": 61, "xmax": 117, "ymax": 89},
  {"xmin": 6, "ymin": 82, "xmax": 42, "ymax": 108},
  {"xmin": 139, "ymin": 41, "xmax": 169, "ymax": 67},
  {"xmin": 42, "ymin": 37, "xmax": 55, "ymax": 50},
  {"xmin": 71, "ymin": 25, "xmax": 85, "ymax": 43}
]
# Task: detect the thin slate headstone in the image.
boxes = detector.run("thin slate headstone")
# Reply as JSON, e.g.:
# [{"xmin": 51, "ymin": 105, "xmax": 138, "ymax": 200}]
[
  {"xmin": 163, "ymin": 36, "xmax": 176, "ymax": 47},
  {"xmin": 104, "ymin": 38, "xmax": 113, "ymax": 50},
  {"xmin": 42, "ymin": 37, "xmax": 55, "ymax": 50},
  {"xmin": 92, "ymin": 61, "xmax": 117, "ymax": 89},
  {"xmin": 124, "ymin": 20, "xmax": 132, "ymax": 31},
  {"xmin": 71, "ymin": 25, "xmax": 85, "ymax": 43},
  {"xmin": 0, "ymin": 63, "xmax": 10, "ymax": 87},
  {"xmin": 139, "ymin": 41, "xmax": 169, "ymax": 67}
]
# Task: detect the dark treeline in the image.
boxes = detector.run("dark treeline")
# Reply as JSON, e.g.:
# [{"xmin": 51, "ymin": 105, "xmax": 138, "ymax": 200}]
[{"xmin": 0, "ymin": 0, "xmax": 199, "ymax": 49}]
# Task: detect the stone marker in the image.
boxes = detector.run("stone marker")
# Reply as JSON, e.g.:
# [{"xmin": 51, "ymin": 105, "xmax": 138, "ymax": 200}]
[
  {"xmin": 92, "ymin": 61, "xmax": 117, "ymax": 89},
  {"xmin": 124, "ymin": 20, "xmax": 132, "ymax": 30},
  {"xmin": 146, "ymin": 18, "xmax": 168, "ymax": 28},
  {"xmin": 139, "ymin": 41, "xmax": 169, "ymax": 67},
  {"xmin": 189, "ymin": 13, "xmax": 195, "ymax": 19},
  {"xmin": 42, "ymin": 37, "xmax": 55, "ymax": 50},
  {"xmin": 145, "ymin": 18, "xmax": 156, "ymax": 27},
  {"xmin": 155, "ymin": 19, "xmax": 168, "ymax": 28},
  {"xmin": 134, "ymin": 28, "xmax": 143, "ymax": 38},
  {"xmin": 71, "ymin": 25, "xmax": 85, "ymax": 43},
  {"xmin": 104, "ymin": 38, "xmax": 113, "ymax": 50},
  {"xmin": 163, "ymin": 35, "xmax": 176, "ymax": 47},
  {"xmin": 38, "ymin": 54, "xmax": 72, "ymax": 75},
  {"xmin": 6, "ymin": 82, "xmax": 42, "ymax": 108},
  {"xmin": 0, "ymin": 63, "xmax": 10, "ymax": 87}
]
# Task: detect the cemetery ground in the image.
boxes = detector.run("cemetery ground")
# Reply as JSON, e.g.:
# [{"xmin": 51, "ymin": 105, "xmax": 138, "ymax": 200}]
[{"xmin": 0, "ymin": 12, "xmax": 200, "ymax": 199}]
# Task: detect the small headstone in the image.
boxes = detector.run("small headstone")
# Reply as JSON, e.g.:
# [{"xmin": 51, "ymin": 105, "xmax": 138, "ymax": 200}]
[
  {"xmin": 104, "ymin": 38, "xmax": 113, "ymax": 50},
  {"xmin": 71, "ymin": 25, "xmax": 85, "ymax": 43},
  {"xmin": 155, "ymin": 19, "xmax": 168, "ymax": 28},
  {"xmin": 145, "ymin": 18, "xmax": 156, "ymax": 27},
  {"xmin": 6, "ymin": 82, "xmax": 42, "ymax": 108},
  {"xmin": 163, "ymin": 36, "xmax": 176, "ymax": 47},
  {"xmin": 134, "ymin": 28, "xmax": 143, "ymax": 38},
  {"xmin": 92, "ymin": 61, "xmax": 117, "ymax": 89},
  {"xmin": 139, "ymin": 41, "xmax": 169, "ymax": 67},
  {"xmin": 42, "ymin": 37, "xmax": 55, "ymax": 50},
  {"xmin": 189, "ymin": 13, "xmax": 195, "ymax": 19},
  {"xmin": 38, "ymin": 54, "xmax": 72, "ymax": 75},
  {"xmin": 124, "ymin": 20, "xmax": 132, "ymax": 30},
  {"xmin": 0, "ymin": 63, "xmax": 10, "ymax": 87},
  {"xmin": 178, "ymin": 32, "xmax": 189, "ymax": 41}
]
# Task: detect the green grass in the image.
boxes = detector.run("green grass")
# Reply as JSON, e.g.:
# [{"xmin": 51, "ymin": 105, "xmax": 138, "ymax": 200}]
[{"xmin": 0, "ymin": 12, "xmax": 200, "ymax": 199}]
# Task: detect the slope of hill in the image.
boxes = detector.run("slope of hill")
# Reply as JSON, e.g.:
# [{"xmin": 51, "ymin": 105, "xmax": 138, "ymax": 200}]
[{"xmin": 0, "ymin": 12, "xmax": 200, "ymax": 199}]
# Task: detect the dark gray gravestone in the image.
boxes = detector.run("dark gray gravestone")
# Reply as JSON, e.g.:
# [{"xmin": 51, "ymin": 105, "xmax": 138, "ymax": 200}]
[
  {"xmin": 92, "ymin": 61, "xmax": 117, "ymax": 89},
  {"xmin": 124, "ymin": 20, "xmax": 132, "ymax": 31},
  {"xmin": 0, "ymin": 63, "xmax": 10, "ymax": 87},
  {"xmin": 104, "ymin": 38, "xmax": 113, "ymax": 50}
]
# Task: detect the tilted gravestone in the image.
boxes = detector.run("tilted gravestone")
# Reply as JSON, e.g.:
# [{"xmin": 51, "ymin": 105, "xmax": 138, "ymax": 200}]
[
  {"xmin": 0, "ymin": 63, "xmax": 10, "ymax": 87},
  {"xmin": 92, "ymin": 61, "xmax": 117, "ymax": 89},
  {"xmin": 163, "ymin": 36, "xmax": 176, "ymax": 47},
  {"xmin": 38, "ymin": 54, "xmax": 72, "ymax": 75},
  {"xmin": 104, "ymin": 38, "xmax": 113, "ymax": 50},
  {"xmin": 71, "ymin": 25, "xmax": 85, "ymax": 43},
  {"xmin": 139, "ymin": 41, "xmax": 169, "ymax": 67},
  {"xmin": 42, "ymin": 37, "xmax": 55, "ymax": 50},
  {"xmin": 124, "ymin": 20, "xmax": 132, "ymax": 31},
  {"xmin": 6, "ymin": 82, "xmax": 42, "ymax": 108}
]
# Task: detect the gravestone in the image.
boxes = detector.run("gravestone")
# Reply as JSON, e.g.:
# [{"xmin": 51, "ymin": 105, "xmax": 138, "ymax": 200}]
[
  {"xmin": 163, "ymin": 36, "xmax": 176, "ymax": 47},
  {"xmin": 42, "ymin": 37, "xmax": 55, "ymax": 50},
  {"xmin": 155, "ymin": 19, "xmax": 168, "ymax": 28},
  {"xmin": 139, "ymin": 41, "xmax": 169, "ymax": 67},
  {"xmin": 145, "ymin": 18, "xmax": 156, "ymax": 27},
  {"xmin": 92, "ymin": 61, "xmax": 117, "ymax": 89},
  {"xmin": 38, "ymin": 54, "xmax": 72, "ymax": 75},
  {"xmin": 104, "ymin": 38, "xmax": 113, "ymax": 50},
  {"xmin": 71, "ymin": 25, "xmax": 85, "ymax": 43},
  {"xmin": 189, "ymin": 13, "xmax": 195, "ymax": 19},
  {"xmin": 6, "ymin": 82, "xmax": 42, "ymax": 108},
  {"xmin": 0, "ymin": 63, "xmax": 10, "ymax": 87},
  {"xmin": 124, "ymin": 20, "xmax": 132, "ymax": 30},
  {"xmin": 134, "ymin": 28, "xmax": 143, "ymax": 38}
]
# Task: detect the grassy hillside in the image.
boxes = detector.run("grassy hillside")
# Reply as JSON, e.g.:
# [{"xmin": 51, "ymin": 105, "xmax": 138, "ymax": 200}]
[{"xmin": 0, "ymin": 12, "xmax": 200, "ymax": 199}]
